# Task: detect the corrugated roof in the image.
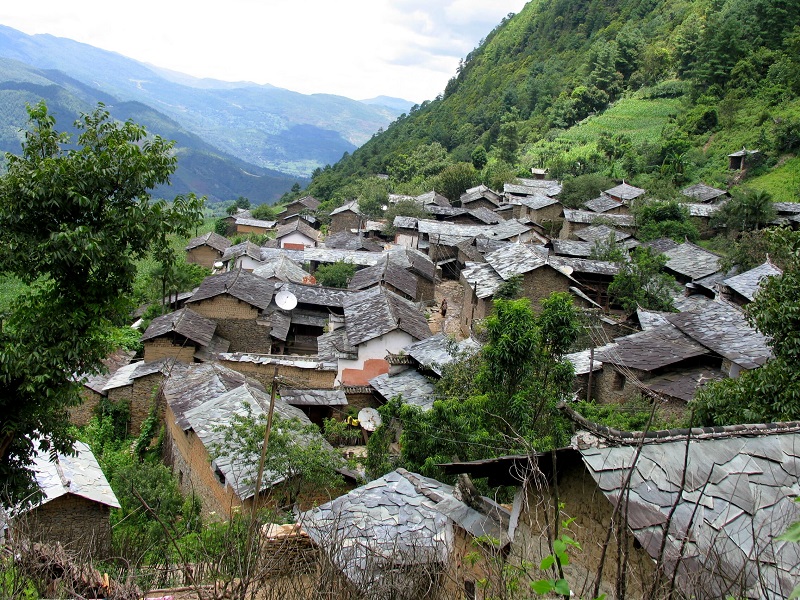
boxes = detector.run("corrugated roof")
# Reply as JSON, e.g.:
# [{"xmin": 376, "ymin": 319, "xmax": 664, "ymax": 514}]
[
  {"xmin": 187, "ymin": 269, "xmax": 275, "ymax": 311},
  {"xmin": 29, "ymin": 440, "xmax": 120, "ymax": 510}
]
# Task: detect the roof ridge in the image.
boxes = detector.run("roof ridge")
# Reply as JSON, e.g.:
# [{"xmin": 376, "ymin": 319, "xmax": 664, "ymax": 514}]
[{"xmin": 561, "ymin": 402, "xmax": 800, "ymax": 444}]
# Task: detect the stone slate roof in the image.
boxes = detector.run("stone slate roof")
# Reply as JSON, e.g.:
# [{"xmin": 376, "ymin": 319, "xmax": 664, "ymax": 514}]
[
  {"xmin": 79, "ymin": 348, "xmax": 136, "ymax": 395},
  {"xmin": 515, "ymin": 177, "xmax": 562, "ymax": 196},
  {"xmin": 468, "ymin": 206, "xmax": 502, "ymax": 224},
  {"xmin": 300, "ymin": 468, "xmax": 509, "ymax": 593},
  {"xmin": 578, "ymin": 431, "xmax": 800, "ymax": 599},
  {"xmin": 393, "ymin": 216, "xmax": 418, "ymax": 229},
  {"xmin": 279, "ymin": 387, "xmax": 348, "ymax": 407},
  {"xmin": 276, "ymin": 219, "xmax": 320, "ymax": 242},
  {"xmin": 141, "ymin": 307, "xmax": 217, "ymax": 347},
  {"xmin": 184, "ymin": 384, "xmax": 316, "ymax": 499},
  {"xmin": 672, "ymin": 293, "xmax": 713, "ymax": 312},
  {"xmin": 186, "ymin": 231, "xmax": 231, "ymax": 252},
  {"xmin": 348, "ymin": 259, "xmax": 419, "ymax": 299},
  {"xmin": 417, "ymin": 218, "xmax": 531, "ymax": 245},
  {"xmin": 323, "ymin": 231, "xmax": 383, "ymax": 252},
  {"xmin": 685, "ymin": 203, "xmax": 721, "ymax": 218},
  {"xmin": 282, "ymin": 195, "xmax": 321, "ymax": 212},
  {"xmin": 417, "ymin": 190, "xmax": 451, "ymax": 207},
  {"xmin": 636, "ymin": 308, "xmax": 672, "ymax": 331},
  {"xmin": 663, "ymin": 242, "xmax": 722, "ymax": 281},
  {"xmin": 585, "ymin": 195, "xmax": 625, "ymax": 213},
  {"xmin": 277, "ymin": 281, "xmax": 354, "ymax": 309},
  {"xmin": 666, "ymin": 301, "xmax": 772, "ymax": 370},
  {"xmin": 513, "ymin": 194, "xmax": 559, "ymax": 210},
  {"xmin": 330, "ymin": 200, "xmax": 362, "ymax": 216},
  {"xmin": 773, "ymin": 201, "xmax": 800, "ymax": 215},
  {"xmin": 551, "ymin": 240, "xmax": 595, "ymax": 258},
  {"xmin": 188, "ymin": 269, "xmax": 275, "ymax": 311},
  {"xmin": 459, "ymin": 184, "xmax": 501, "ymax": 207},
  {"xmin": 28, "ymin": 440, "xmax": 120, "ymax": 511},
  {"xmin": 343, "ymin": 287, "xmax": 432, "ymax": 346},
  {"xmin": 604, "ymin": 182, "xmax": 646, "ymax": 201},
  {"xmin": 462, "ymin": 261, "xmax": 507, "ymax": 299},
  {"xmin": 575, "ymin": 224, "xmax": 632, "ymax": 244},
  {"xmin": 102, "ymin": 358, "xmax": 172, "ymax": 392},
  {"xmin": 236, "ymin": 217, "xmax": 276, "ymax": 229},
  {"xmin": 163, "ymin": 362, "xmax": 261, "ymax": 430},
  {"xmin": 252, "ymin": 255, "xmax": 310, "ymax": 284},
  {"xmin": 548, "ymin": 256, "xmax": 620, "ymax": 276},
  {"xmin": 221, "ymin": 240, "xmax": 263, "ymax": 263},
  {"xmin": 644, "ymin": 366, "xmax": 726, "ymax": 401},
  {"xmin": 484, "ymin": 243, "xmax": 548, "ymax": 280},
  {"xmin": 595, "ymin": 324, "xmax": 710, "ymax": 371},
  {"xmin": 564, "ymin": 345, "xmax": 617, "ymax": 375},
  {"xmin": 403, "ymin": 334, "xmax": 480, "ymax": 377},
  {"xmin": 722, "ymin": 261, "xmax": 782, "ymax": 302},
  {"xmin": 562, "ymin": 209, "xmax": 635, "ymax": 227},
  {"xmin": 681, "ymin": 183, "xmax": 728, "ymax": 203},
  {"xmin": 641, "ymin": 238, "xmax": 681, "ymax": 254},
  {"xmin": 317, "ymin": 328, "xmax": 358, "ymax": 361},
  {"xmin": 370, "ymin": 369, "xmax": 437, "ymax": 410}
]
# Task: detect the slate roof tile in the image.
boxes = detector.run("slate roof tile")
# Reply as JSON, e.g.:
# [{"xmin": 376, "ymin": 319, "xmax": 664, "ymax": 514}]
[
  {"xmin": 370, "ymin": 370, "xmax": 436, "ymax": 411},
  {"xmin": 141, "ymin": 307, "xmax": 217, "ymax": 347},
  {"xmin": 188, "ymin": 269, "xmax": 275, "ymax": 311},
  {"xmin": 186, "ymin": 231, "xmax": 231, "ymax": 252},
  {"xmin": 604, "ymin": 182, "xmax": 646, "ymax": 201},
  {"xmin": 343, "ymin": 287, "xmax": 431, "ymax": 346},
  {"xmin": 595, "ymin": 324, "xmax": 709, "ymax": 371},
  {"xmin": 585, "ymin": 195, "xmax": 625, "ymax": 213},
  {"xmin": 681, "ymin": 183, "xmax": 728, "ymax": 203},
  {"xmin": 663, "ymin": 242, "xmax": 722, "ymax": 281},
  {"xmin": 722, "ymin": 261, "xmax": 782, "ymax": 302}
]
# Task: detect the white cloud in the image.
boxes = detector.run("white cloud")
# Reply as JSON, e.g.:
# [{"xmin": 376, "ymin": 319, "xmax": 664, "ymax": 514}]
[{"xmin": 0, "ymin": 0, "xmax": 529, "ymax": 102}]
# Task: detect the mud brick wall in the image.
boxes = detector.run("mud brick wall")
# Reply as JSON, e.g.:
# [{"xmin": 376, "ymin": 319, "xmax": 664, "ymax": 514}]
[
  {"xmin": 187, "ymin": 245, "xmax": 223, "ymax": 269},
  {"xmin": 143, "ymin": 337, "xmax": 197, "ymax": 363},
  {"xmin": 219, "ymin": 359, "xmax": 337, "ymax": 390},
  {"xmin": 520, "ymin": 268, "xmax": 572, "ymax": 310},
  {"xmin": 106, "ymin": 372, "xmax": 165, "ymax": 437},
  {"xmin": 330, "ymin": 211, "xmax": 361, "ymax": 234},
  {"xmin": 189, "ymin": 296, "xmax": 273, "ymax": 353},
  {"xmin": 70, "ymin": 389, "xmax": 103, "ymax": 427},
  {"xmin": 24, "ymin": 494, "xmax": 113, "ymax": 559}
]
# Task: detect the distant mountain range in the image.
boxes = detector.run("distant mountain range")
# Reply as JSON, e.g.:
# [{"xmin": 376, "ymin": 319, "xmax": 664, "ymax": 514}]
[{"xmin": 0, "ymin": 25, "xmax": 413, "ymax": 202}]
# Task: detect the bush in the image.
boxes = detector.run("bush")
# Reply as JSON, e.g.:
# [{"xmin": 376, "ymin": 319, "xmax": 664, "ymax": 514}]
[{"xmin": 313, "ymin": 261, "xmax": 356, "ymax": 288}]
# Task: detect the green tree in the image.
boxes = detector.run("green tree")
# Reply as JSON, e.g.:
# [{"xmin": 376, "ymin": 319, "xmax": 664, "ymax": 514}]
[
  {"xmin": 635, "ymin": 199, "xmax": 699, "ymax": 242},
  {"xmin": 559, "ymin": 173, "xmax": 616, "ymax": 209},
  {"xmin": 356, "ymin": 178, "xmax": 389, "ymax": 220},
  {"xmin": 711, "ymin": 187, "xmax": 776, "ymax": 233},
  {"xmin": 251, "ymin": 203, "xmax": 278, "ymax": 221},
  {"xmin": 211, "ymin": 411, "xmax": 345, "ymax": 508},
  {"xmin": 382, "ymin": 199, "xmax": 432, "ymax": 237},
  {"xmin": 608, "ymin": 247, "xmax": 678, "ymax": 314},
  {"xmin": 434, "ymin": 162, "xmax": 478, "ymax": 202},
  {"xmin": 0, "ymin": 102, "xmax": 203, "ymax": 503},
  {"xmin": 693, "ymin": 234, "xmax": 800, "ymax": 424},
  {"xmin": 314, "ymin": 261, "xmax": 356, "ymax": 288},
  {"xmin": 471, "ymin": 145, "xmax": 488, "ymax": 170}
]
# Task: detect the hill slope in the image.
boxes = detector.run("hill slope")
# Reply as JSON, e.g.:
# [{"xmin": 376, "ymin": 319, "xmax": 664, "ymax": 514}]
[
  {"xmin": 0, "ymin": 58, "xmax": 304, "ymax": 203},
  {"xmin": 0, "ymin": 25, "xmax": 405, "ymax": 177}
]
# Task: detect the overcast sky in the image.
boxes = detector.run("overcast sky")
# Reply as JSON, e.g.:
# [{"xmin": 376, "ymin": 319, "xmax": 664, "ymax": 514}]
[{"xmin": 0, "ymin": 1, "xmax": 528, "ymax": 103}]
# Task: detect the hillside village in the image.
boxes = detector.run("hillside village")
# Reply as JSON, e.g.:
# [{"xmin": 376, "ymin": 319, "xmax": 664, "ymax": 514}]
[{"xmin": 4, "ymin": 164, "xmax": 799, "ymax": 599}]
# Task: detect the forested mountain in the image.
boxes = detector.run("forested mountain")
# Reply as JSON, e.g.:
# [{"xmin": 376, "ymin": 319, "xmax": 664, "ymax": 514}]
[
  {"xmin": 0, "ymin": 58, "xmax": 305, "ymax": 204},
  {"xmin": 305, "ymin": 0, "xmax": 800, "ymax": 205},
  {"xmin": 0, "ymin": 25, "xmax": 406, "ymax": 177}
]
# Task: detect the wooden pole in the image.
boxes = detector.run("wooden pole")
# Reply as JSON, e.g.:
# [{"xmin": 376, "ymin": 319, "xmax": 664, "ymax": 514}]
[{"xmin": 253, "ymin": 367, "xmax": 279, "ymax": 512}]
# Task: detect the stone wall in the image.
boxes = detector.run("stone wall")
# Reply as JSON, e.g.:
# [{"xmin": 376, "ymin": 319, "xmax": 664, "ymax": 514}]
[
  {"xmin": 187, "ymin": 245, "xmax": 222, "ymax": 269},
  {"xmin": 520, "ymin": 267, "xmax": 572, "ymax": 310},
  {"xmin": 189, "ymin": 296, "xmax": 273, "ymax": 353},
  {"xmin": 143, "ymin": 337, "xmax": 197, "ymax": 363},
  {"xmin": 330, "ymin": 212, "xmax": 361, "ymax": 234},
  {"xmin": 106, "ymin": 372, "xmax": 165, "ymax": 437},
  {"xmin": 70, "ymin": 389, "xmax": 103, "ymax": 428},
  {"xmin": 459, "ymin": 277, "xmax": 491, "ymax": 338},
  {"xmin": 23, "ymin": 494, "xmax": 113, "ymax": 559}
]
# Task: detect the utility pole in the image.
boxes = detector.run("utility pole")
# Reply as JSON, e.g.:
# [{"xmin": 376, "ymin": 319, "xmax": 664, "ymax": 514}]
[{"xmin": 253, "ymin": 366, "xmax": 279, "ymax": 512}]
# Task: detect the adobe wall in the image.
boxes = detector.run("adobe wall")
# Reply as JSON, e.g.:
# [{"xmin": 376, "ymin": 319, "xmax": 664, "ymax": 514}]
[
  {"xmin": 190, "ymin": 295, "xmax": 260, "ymax": 320},
  {"xmin": 143, "ymin": 337, "xmax": 197, "ymax": 364},
  {"xmin": 24, "ymin": 494, "xmax": 113, "ymax": 559},
  {"xmin": 71, "ymin": 389, "xmax": 103, "ymax": 427},
  {"xmin": 187, "ymin": 245, "xmax": 222, "ymax": 269},
  {"xmin": 520, "ymin": 268, "xmax": 572, "ymax": 311},
  {"xmin": 189, "ymin": 296, "xmax": 272, "ymax": 353},
  {"xmin": 237, "ymin": 224, "xmax": 271, "ymax": 236},
  {"xmin": 330, "ymin": 212, "xmax": 361, "ymax": 235},
  {"xmin": 219, "ymin": 358, "xmax": 337, "ymax": 390},
  {"xmin": 459, "ymin": 277, "xmax": 491, "ymax": 338},
  {"xmin": 106, "ymin": 372, "xmax": 164, "ymax": 437},
  {"xmin": 511, "ymin": 461, "xmax": 658, "ymax": 599},
  {"xmin": 530, "ymin": 203, "xmax": 563, "ymax": 224}
]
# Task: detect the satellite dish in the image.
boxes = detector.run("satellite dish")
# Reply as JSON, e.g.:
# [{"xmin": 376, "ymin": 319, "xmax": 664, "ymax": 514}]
[
  {"xmin": 213, "ymin": 261, "xmax": 224, "ymax": 269},
  {"xmin": 358, "ymin": 408, "xmax": 382, "ymax": 432},
  {"xmin": 559, "ymin": 266, "xmax": 574, "ymax": 277},
  {"xmin": 275, "ymin": 289, "xmax": 298, "ymax": 311}
]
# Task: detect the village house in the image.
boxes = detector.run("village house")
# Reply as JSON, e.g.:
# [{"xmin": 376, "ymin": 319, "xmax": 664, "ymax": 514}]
[
  {"xmin": 460, "ymin": 243, "xmax": 597, "ymax": 337},
  {"xmin": 560, "ymin": 209, "xmax": 636, "ymax": 240},
  {"xmin": 509, "ymin": 194, "xmax": 562, "ymax": 224},
  {"xmin": 141, "ymin": 307, "xmax": 229, "ymax": 363},
  {"xmin": 234, "ymin": 216, "xmax": 276, "ymax": 236},
  {"xmin": 252, "ymin": 254, "xmax": 311, "ymax": 284},
  {"xmin": 681, "ymin": 182, "xmax": 729, "ymax": 204},
  {"xmin": 15, "ymin": 441, "xmax": 120, "ymax": 559},
  {"xmin": 442, "ymin": 420, "xmax": 800, "ymax": 600},
  {"xmin": 458, "ymin": 184, "xmax": 502, "ymax": 211},
  {"xmin": 322, "ymin": 230, "xmax": 384, "ymax": 252},
  {"xmin": 220, "ymin": 208, "xmax": 252, "ymax": 236},
  {"xmin": 685, "ymin": 202, "xmax": 723, "ymax": 238},
  {"xmin": 335, "ymin": 286, "xmax": 432, "ymax": 386},
  {"xmin": 164, "ymin": 376, "xmax": 334, "ymax": 518},
  {"xmin": 661, "ymin": 241, "xmax": 723, "ymax": 286},
  {"xmin": 603, "ymin": 181, "xmax": 646, "ymax": 204},
  {"xmin": 275, "ymin": 219, "xmax": 320, "ymax": 249},
  {"xmin": 185, "ymin": 269, "xmax": 275, "ymax": 353},
  {"xmin": 584, "ymin": 194, "xmax": 628, "ymax": 214},
  {"xmin": 728, "ymin": 147, "xmax": 761, "ymax": 170},
  {"xmin": 329, "ymin": 200, "xmax": 363, "ymax": 234},
  {"xmin": 72, "ymin": 348, "xmax": 135, "ymax": 427},
  {"xmin": 548, "ymin": 255, "xmax": 621, "ymax": 309},
  {"xmin": 185, "ymin": 231, "xmax": 231, "ymax": 269},
  {"xmin": 277, "ymin": 195, "xmax": 321, "ymax": 220},
  {"xmin": 348, "ymin": 253, "xmax": 435, "ymax": 304},
  {"xmin": 220, "ymin": 240, "xmax": 264, "ymax": 271},
  {"xmin": 718, "ymin": 260, "xmax": 782, "ymax": 306},
  {"xmin": 300, "ymin": 468, "xmax": 511, "ymax": 600},
  {"xmin": 504, "ymin": 179, "xmax": 562, "ymax": 202},
  {"xmin": 217, "ymin": 352, "xmax": 338, "ymax": 390}
]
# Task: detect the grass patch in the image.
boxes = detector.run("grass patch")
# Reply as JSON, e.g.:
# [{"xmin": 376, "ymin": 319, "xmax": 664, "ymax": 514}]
[{"xmin": 746, "ymin": 156, "xmax": 800, "ymax": 203}]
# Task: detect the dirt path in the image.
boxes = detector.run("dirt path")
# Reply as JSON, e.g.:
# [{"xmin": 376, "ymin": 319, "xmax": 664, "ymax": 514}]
[{"xmin": 428, "ymin": 279, "xmax": 465, "ymax": 340}]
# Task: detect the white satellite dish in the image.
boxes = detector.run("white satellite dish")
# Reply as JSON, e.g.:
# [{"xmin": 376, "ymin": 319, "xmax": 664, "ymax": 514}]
[
  {"xmin": 358, "ymin": 408, "xmax": 382, "ymax": 432},
  {"xmin": 275, "ymin": 289, "xmax": 298, "ymax": 311},
  {"xmin": 559, "ymin": 265, "xmax": 574, "ymax": 277}
]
